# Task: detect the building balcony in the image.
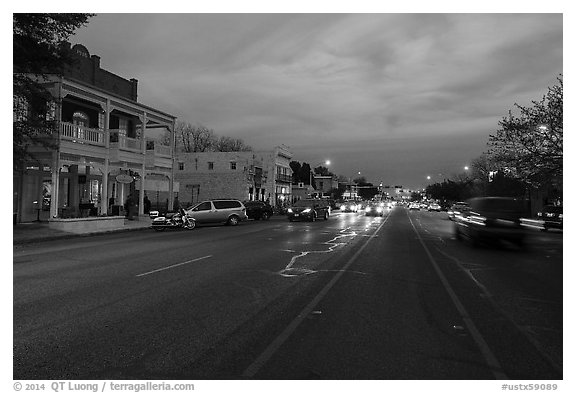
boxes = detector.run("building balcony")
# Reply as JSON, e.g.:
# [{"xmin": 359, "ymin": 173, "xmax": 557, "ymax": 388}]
[
  {"xmin": 60, "ymin": 122, "xmax": 105, "ymax": 146},
  {"xmin": 145, "ymin": 140, "xmax": 172, "ymax": 168},
  {"xmin": 276, "ymin": 174, "xmax": 292, "ymax": 183},
  {"xmin": 109, "ymin": 129, "xmax": 142, "ymax": 152}
]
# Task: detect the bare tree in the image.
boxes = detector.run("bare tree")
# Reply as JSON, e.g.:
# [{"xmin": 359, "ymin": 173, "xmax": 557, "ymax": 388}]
[
  {"xmin": 214, "ymin": 136, "xmax": 252, "ymax": 152},
  {"xmin": 175, "ymin": 122, "xmax": 216, "ymax": 152}
]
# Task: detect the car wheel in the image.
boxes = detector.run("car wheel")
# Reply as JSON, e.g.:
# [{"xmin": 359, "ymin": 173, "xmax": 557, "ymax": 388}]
[
  {"xmin": 227, "ymin": 215, "xmax": 240, "ymax": 226},
  {"xmin": 310, "ymin": 213, "xmax": 316, "ymax": 222},
  {"xmin": 262, "ymin": 212, "xmax": 270, "ymax": 220},
  {"xmin": 288, "ymin": 218, "xmax": 293, "ymax": 222}
]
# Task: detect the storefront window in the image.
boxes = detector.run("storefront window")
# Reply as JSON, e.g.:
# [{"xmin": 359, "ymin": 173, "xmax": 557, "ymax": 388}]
[{"xmin": 42, "ymin": 180, "xmax": 51, "ymax": 211}]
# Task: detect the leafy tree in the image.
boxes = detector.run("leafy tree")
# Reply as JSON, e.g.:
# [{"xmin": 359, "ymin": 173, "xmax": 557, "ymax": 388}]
[
  {"xmin": 313, "ymin": 165, "xmax": 333, "ymax": 176},
  {"xmin": 300, "ymin": 163, "xmax": 312, "ymax": 185},
  {"xmin": 13, "ymin": 13, "xmax": 93, "ymax": 169},
  {"xmin": 289, "ymin": 161, "xmax": 302, "ymax": 184},
  {"xmin": 487, "ymin": 75, "xmax": 563, "ymax": 188}
]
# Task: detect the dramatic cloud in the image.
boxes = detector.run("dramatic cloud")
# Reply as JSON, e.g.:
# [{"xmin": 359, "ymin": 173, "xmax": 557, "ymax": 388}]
[{"xmin": 72, "ymin": 13, "xmax": 562, "ymax": 188}]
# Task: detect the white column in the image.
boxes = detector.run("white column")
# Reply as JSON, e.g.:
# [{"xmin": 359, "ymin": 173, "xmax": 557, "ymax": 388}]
[
  {"xmin": 139, "ymin": 113, "xmax": 147, "ymax": 216},
  {"xmin": 101, "ymin": 100, "xmax": 110, "ymax": 215},
  {"xmin": 168, "ymin": 119, "xmax": 176, "ymax": 211},
  {"xmin": 50, "ymin": 153, "xmax": 60, "ymax": 219}
]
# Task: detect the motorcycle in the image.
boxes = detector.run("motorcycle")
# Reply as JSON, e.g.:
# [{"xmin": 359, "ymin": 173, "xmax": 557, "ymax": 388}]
[{"xmin": 151, "ymin": 208, "xmax": 196, "ymax": 231}]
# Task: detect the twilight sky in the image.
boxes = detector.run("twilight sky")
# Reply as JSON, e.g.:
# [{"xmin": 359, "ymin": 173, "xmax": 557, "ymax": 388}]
[{"xmin": 71, "ymin": 12, "xmax": 563, "ymax": 189}]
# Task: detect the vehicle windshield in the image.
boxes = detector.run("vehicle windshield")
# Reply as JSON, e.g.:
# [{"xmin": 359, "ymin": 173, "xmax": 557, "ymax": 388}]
[{"xmin": 293, "ymin": 200, "xmax": 315, "ymax": 207}]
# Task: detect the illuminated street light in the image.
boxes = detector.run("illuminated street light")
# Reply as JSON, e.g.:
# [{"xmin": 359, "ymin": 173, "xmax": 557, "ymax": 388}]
[{"xmin": 464, "ymin": 166, "xmax": 469, "ymax": 171}]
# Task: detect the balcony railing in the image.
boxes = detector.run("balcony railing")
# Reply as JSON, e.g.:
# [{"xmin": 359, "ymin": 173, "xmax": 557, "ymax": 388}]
[
  {"xmin": 60, "ymin": 122, "xmax": 105, "ymax": 146},
  {"xmin": 276, "ymin": 174, "xmax": 293, "ymax": 183},
  {"xmin": 145, "ymin": 140, "xmax": 171, "ymax": 157},
  {"xmin": 109, "ymin": 129, "xmax": 142, "ymax": 152}
]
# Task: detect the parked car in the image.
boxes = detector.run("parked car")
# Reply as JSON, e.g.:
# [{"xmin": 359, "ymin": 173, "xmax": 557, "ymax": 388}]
[
  {"xmin": 341, "ymin": 201, "xmax": 359, "ymax": 213},
  {"xmin": 365, "ymin": 203, "xmax": 384, "ymax": 216},
  {"xmin": 244, "ymin": 201, "xmax": 273, "ymax": 220},
  {"xmin": 453, "ymin": 197, "xmax": 528, "ymax": 247},
  {"xmin": 447, "ymin": 202, "xmax": 470, "ymax": 220},
  {"xmin": 536, "ymin": 205, "xmax": 563, "ymax": 231},
  {"xmin": 287, "ymin": 199, "xmax": 330, "ymax": 222},
  {"xmin": 184, "ymin": 199, "xmax": 247, "ymax": 227},
  {"xmin": 408, "ymin": 203, "xmax": 420, "ymax": 210},
  {"xmin": 428, "ymin": 203, "xmax": 442, "ymax": 212}
]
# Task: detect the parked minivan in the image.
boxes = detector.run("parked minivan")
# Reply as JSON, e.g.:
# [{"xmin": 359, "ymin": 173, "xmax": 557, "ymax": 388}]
[{"xmin": 184, "ymin": 199, "xmax": 247, "ymax": 226}]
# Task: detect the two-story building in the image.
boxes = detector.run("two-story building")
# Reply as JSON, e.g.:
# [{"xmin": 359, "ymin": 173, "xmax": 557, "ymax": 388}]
[
  {"xmin": 312, "ymin": 174, "xmax": 338, "ymax": 198},
  {"xmin": 14, "ymin": 44, "xmax": 177, "ymax": 223}
]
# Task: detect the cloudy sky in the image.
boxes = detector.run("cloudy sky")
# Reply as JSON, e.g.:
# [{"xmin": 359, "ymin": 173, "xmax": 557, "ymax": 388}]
[{"xmin": 70, "ymin": 12, "xmax": 562, "ymax": 189}]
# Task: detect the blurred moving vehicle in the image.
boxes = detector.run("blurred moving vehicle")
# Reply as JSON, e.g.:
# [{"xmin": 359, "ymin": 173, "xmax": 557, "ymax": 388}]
[
  {"xmin": 184, "ymin": 199, "xmax": 247, "ymax": 227},
  {"xmin": 453, "ymin": 197, "xmax": 528, "ymax": 247},
  {"xmin": 244, "ymin": 201, "xmax": 273, "ymax": 220},
  {"xmin": 428, "ymin": 203, "xmax": 442, "ymax": 212},
  {"xmin": 341, "ymin": 201, "xmax": 359, "ymax": 213},
  {"xmin": 365, "ymin": 203, "xmax": 384, "ymax": 216},
  {"xmin": 536, "ymin": 205, "xmax": 563, "ymax": 231},
  {"xmin": 408, "ymin": 203, "xmax": 420, "ymax": 210},
  {"xmin": 447, "ymin": 202, "xmax": 470, "ymax": 220},
  {"xmin": 287, "ymin": 199, "xmax": 330, "ymax": 222}
]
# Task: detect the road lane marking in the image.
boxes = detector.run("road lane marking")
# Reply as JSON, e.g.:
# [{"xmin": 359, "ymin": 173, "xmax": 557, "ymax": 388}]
[
  {"xmin": 136, "ymin": 255, "xmax": 212, "ymax": 277},
  {"xmin": 243, "ymin": 214, "xmax": 389, "ymax": 378},
  {"xmin": 408, "ymin": 215, "xmax": 508, "ymax": 379}
]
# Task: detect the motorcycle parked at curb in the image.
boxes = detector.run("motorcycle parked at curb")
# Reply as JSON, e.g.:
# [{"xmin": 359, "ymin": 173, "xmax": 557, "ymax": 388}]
[{"xmin": 151, "ymin": 208, "xmax": 196, "ymax": 231}]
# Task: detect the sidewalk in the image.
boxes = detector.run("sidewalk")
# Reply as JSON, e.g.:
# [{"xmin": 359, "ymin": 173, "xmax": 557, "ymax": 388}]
[{"xmin": 13, "ymin": 217, "xmax": 152, "ymax": 245}]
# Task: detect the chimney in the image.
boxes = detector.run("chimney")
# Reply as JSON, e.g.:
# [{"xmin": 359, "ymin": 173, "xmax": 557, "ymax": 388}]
[
  {"xmin": 130, "ymin": 78, "xmax": 138, "ymax": 101},
  {"xmin": 91, "ymin": 55, "xmax": 100, "ymax": 85}
]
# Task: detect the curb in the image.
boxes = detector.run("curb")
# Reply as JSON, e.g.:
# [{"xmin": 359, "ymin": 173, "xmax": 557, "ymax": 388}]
[{"xmin": 13, "ymin": 225, "xmax": 151, "ymax": 246}]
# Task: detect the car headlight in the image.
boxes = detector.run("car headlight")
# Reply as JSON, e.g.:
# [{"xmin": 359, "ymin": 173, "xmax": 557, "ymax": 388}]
[
  {"xmin": 365, "ymin": 207, "xmax": 371, "ymax": 212},
  {"xmin": 302, "ymin": 208, "xmax": 311, "ymax": 213},
  {"xmin": 376, "ymin": 207, "xmax": 383, "ymax": 212},
  {"xmin": 287, "ymin": 208, "xmax": 293, "ymax": 213}
]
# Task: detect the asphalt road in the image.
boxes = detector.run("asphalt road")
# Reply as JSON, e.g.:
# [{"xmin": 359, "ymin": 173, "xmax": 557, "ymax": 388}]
[{"xmin": 13, "ymin": 207, "xmax": 562, "ymax": 380}]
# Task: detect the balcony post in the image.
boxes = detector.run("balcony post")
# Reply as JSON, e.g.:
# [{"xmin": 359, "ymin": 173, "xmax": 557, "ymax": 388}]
[
  {"xmin": 138, "ymin": 112, "xmax": 147, "ymax": 216},
  {"xmin": 101, "ymin": 99, "xmax": 111, "ymax": 215},
  {"xmin": 168, "ymin": 118, "xmax": 176, "ymax": 211}
]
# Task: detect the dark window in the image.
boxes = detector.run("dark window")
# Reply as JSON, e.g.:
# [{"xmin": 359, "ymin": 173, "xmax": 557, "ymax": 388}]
[
  {"xmin": 208, "ymin": 162, "xmax": 214, "ymax": 170},
  {"xmin": 213, "ymin": 200, "xmax": 241, "ymax": 209},
  {"xmin": 193, "ymin": 202, "xmax": 212, "ymax": 211},
  {"xmin": 179, "ymin": 162, "xmax": 184, "ymax": 170}
]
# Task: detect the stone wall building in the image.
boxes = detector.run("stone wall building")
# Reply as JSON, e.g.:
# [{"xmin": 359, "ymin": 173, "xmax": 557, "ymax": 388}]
[{"xmin": 175, "ymin": 146, "xmax": 293, "ymax": 208}]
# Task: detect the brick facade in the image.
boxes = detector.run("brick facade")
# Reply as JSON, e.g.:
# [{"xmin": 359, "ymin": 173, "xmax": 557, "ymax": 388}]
[{"xmin": 61, "ymin": 43, "xmax": 138, "ymax": 101}]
